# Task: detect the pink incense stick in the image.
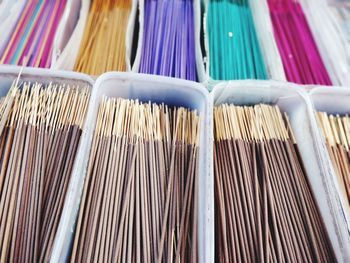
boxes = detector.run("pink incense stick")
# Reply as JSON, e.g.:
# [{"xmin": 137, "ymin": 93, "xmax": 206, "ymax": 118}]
[
  {"xmin": 18, "ymin": 0, "xmax": 49, "ymax": 66},
  {"xmin": 268, "ymin": 0, "xmax": 332, "ymax": 85},
  {"xmin": 0, "ymin": 0, "xmax": 67, "ymax": 68},
  {"xmin": 40, "ymin": 0, "xmax": 66, "ymax": 68}
]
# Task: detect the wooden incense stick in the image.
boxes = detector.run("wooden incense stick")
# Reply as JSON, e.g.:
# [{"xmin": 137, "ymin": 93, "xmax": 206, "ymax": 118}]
[
  {"xmin": 317, "ymin": 112, "xmax": 350, "ymax": 211},
  {"xmin": 214, "ymin": 103, "xmax": 336, "ymax": 263},
  {"xmin": 71, "ymin": 98, "xmax": 200, "ymax": 262},
  {"xmin": 0, "ymin": 81, "xmax": 90, "ymax": 262},
  {"xmin": 74, "ymin": 0, "xmax": 132, "ymax": 75}
]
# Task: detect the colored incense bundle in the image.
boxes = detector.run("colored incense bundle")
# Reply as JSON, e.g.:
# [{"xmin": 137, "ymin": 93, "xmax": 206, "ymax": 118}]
[
  {"xmin": 71, "ymin": 98, "xmax": 200, "ymax": 262},
  {"xmin": 74, "ymin": 0, "xmax": 132, "ymax": 75},
  {"xmin": 0, "ymin": 0, "xmax": 67, "ymax": 68},
  {"xmin": 214, "ymin": 104, "xmax": 336, "ymax": 262},
  {"xmin": 138, "ymin": 0, "xmax": 197, "ymax": 81},
  {"xmin": 267, "ymin": 0, "xmax": 332, "ymax": 85},
  {"xmin": 317, "ymin": 112, "xmax": 350, "ymax": 206},
  {"xmin": 0, "ymin": 82, "xmax": 90, "ymax": 262},
  {"xmin": 207, "ymin": 0, "xmax": 268, "ymax": 80}
]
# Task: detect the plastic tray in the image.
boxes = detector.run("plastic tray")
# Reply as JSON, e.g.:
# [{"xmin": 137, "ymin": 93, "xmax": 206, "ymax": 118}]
[
  {"xmin": 0, "ymin": 64, "xmax": 95, "ymax": 261},
  {"xmin": 50, "ymin": 72, "xmax": 213, "ymax": 263},
  {"xmin": 309, "ymin": 86, "xmax": 350, "ymax": 233},
  {"xmin": 0, "ymin": 65, "xmax": 94, "ymax": 94},
  {"xmin": 210, "ymin": 80, "xmax": 350, "ymax": 263}
]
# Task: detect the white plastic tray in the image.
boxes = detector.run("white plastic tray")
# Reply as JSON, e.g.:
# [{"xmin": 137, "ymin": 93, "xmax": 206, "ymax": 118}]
[
  {"xmin": 0, "ymin": 64, "xmax": 95, "ymax": 261},
  {"xmin": 210, "ymin": 80, "xmax": 350, "ymax": 263},
  {"xmin": 0, "ymin": 65, "xmax": 94, "ymax": 94},
  {"xmin": 50, "ymin": 72, "xmax": 213, "ymax": 263},
  {"xmin": 309, "ymin": 86, "xmax": 350, "ymax": 232}
]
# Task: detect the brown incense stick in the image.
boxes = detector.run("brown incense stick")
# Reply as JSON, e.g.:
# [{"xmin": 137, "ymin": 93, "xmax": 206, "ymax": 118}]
[
  {"xmin": 214, "ymin": 103, "xmax": 336, "ymax": 263},
  {"xmin": 71, "ymin": 98, "xmax": 200, "ymax": 262},
  {"xmin": 317, "ymin": 112, "xmax": 350, "ymax": 212},
  {"xmin": 0, "ymin": 81, "xmax": 90, "ymax": 262}
]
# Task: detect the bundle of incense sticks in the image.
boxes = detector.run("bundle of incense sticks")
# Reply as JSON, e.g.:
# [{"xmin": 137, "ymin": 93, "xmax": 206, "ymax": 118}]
[
  {"xmin": 71, "ymin": 98, "xmax": 200, "ymax": 262},
  {"xmin": 0, "ymin": 81, "xmax": 90, "ymax": 262},
  {"xmin": 267, "ymin": 0, "xmax": 332, "ymax": 85},
  {"xmin": 214, "ymin": 104, "xmax": 336, "ymax": 262},
  {"xmin": 138, "ymin": 0, "xmax": 197, "ymax": 81},
  {"xmin": 74, "ymin": 0, "xmax": 132, "ymax": 75},
  {"xmin": 0, "ymin": 0, "xmax": 67, "ymax": 68},
  {"xmin": 317, "ymin": 112, "xmax": 350, "ymax": 206},
  {"xmin": 207, "ymin": 0, "xmax": 268, "ymax": 80}
]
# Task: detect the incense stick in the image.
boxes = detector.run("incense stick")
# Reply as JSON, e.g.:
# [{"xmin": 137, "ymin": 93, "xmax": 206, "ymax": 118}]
[
  {"xmin": 214, "ymin": 103, "xmax": 336, "ymax": 262},
  {"xmin": 138, "ymin": 0, "xmax": 197, "ymax": 81},
  {"xmin": 267, "ymin": 0, "xmax": 332, "ymax": 85},
  {"xmin": 0, "ymin": 0, "xmax": 67, "ymax": 68},
  {"xmin": 207, "ymin": 0, "xmax": 268, "ymax": 80},
  {"xmin": 74, "ymin": 0, "xmax": 132, "ymax": 75},
  {"xmin": 71, "ymin": 97, "xmax": 200, "ymax": 262},
  {"xmin": 0, "ymin": 81, "xmax": 90, "ymax": 262},
  {"xmin": 317, "ymin": 112, "xmax": 350, "ymax": 211}
]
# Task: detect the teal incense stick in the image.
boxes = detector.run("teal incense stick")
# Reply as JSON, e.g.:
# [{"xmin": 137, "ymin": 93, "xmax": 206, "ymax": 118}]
[{"xmin": 207, "ymin": 0, "xmax": 268, "ymax": 80}]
